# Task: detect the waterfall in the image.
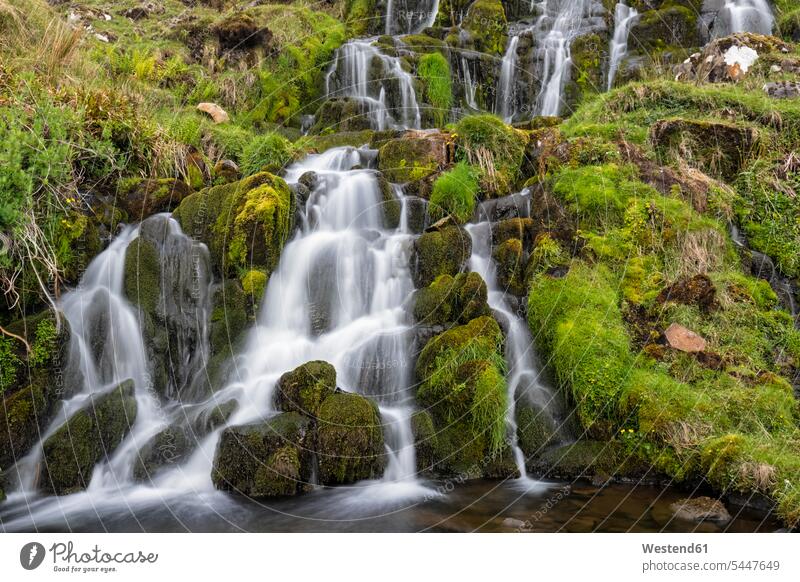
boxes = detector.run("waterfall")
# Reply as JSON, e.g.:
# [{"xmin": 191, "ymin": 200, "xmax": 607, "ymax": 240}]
[
  {"xmin": 537, "ymin": 0, "xmax": 594, "ymax": 117},
  {"xmin": 465, "ymin": 221, "xmax": 560, "ymax": 483},
  {"xmin": 606, "ymin": 2, "xmax": 638, "ymax": 91},
  {"xmin": 461, "ymin": 56, "xmax": 478, "ymax": 110},
  {"xmin": 168, "ymin": 147, "xmax": 428, "ymax": 499},
  {"xmin": 495, "ymin": 35, "xmax": 521, "ymax": 122},
  {"xmin": 325, "ymin": 40, "xmax": 421, "ymax": 130},
  {"xmin": 711, "ymin": 0, "xmax": 774, "ymax": 38},
  {"xmin": 8, "ymin": 218, "xmax": 211, "ymax": 498},
  {"xmin": 385, "ymin": 0, "xmax": 441, "ymax": 35}
]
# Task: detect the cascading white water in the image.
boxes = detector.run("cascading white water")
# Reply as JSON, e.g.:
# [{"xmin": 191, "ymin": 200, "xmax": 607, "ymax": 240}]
[
  {"xmin": 169, "ymin": 146, "xmax": 428, "ymax": 499},
  {"xmin": 711, "ymin": 0, "xmax": 774, "ymax": 37},
  {"xmin": 461, "ymin": 57, "xmax": 479, "ymax": 110},
  {"xmin": 606, "ymin": 2, "xmax": 639, "ymax": 91},
  {"xmin": 465, "ymin": 221, "xmax": 559, "ymax": 484},
  {"xmin": 385, "ymin": 0, "xmax": 441, "ymax": 35},
  {"xmin": 496, "ymin": 35, "xmax": 521, "ymax": 122},
  {"xmin": 325, "ymin": 40, "xmax": 422, "ymax": 131},
  {"xmin": 537, "ymin": 0, "xmax": 594, "ymax": 117}
]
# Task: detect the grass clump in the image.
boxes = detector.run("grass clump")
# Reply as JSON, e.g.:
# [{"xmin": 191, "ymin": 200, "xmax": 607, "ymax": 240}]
[
  {"xmin": 428, "ymin": 162, "xmax": 479, "ymax": 223},
  {"xmin": 418, "ymin": 52, "xmax": 452, "ymax": 127},
  {"xmin": 240, "ymin": 132, "xmax": 295, "ymax": 176}
]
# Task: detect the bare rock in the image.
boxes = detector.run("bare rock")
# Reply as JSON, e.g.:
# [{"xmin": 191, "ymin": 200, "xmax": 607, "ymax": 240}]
[
  {"xmin": 763, "ymin": 81, "xmax": 800, "ymax": 99},
  {"xmin": 665, "ymin": 323, "xmax": 707, "ymax": 353},
  {"xmin": 197, "ymin": 102, "xmax": 229, "ymax": 124},
  {"xmin": 670, "ymin": 497, "xmax": 731, "ymax": 523}
]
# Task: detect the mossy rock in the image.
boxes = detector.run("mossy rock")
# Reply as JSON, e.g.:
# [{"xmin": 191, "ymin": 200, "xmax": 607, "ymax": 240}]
[
  {"xmin": 212, "ymin": 412, "xmax": 313, "ymax": 498},
  {"xmin": 631, "ymin": 6, "xmax": 700, "ymax": 52},
  {"xmin": 491, "ymin": 217, "xmax": 538, "ymax": 248},
  {"xmin": 0, "ymin": 380, "xmax": 50, "ymax": 469},
  {"xmin": 275, "ymin": 360, "xmax": 337, "ymax": 418},
  {"xmin": 41, "ymin": 380, "xmax": 138, "ymax": 495},
  {"xmin": 462, "ymin": 0, "xmax": 507, "ymax": 55},
  {"xmin": 172, "ymin": 172, "xmax": 295, "ymax": 278},
  {"xmin": 778, "ymin": 9, "xmax": 800, "ymax": 42},
  {"xmin": 410, "ymin": 226, "xmax": 472, "ymax": 287},
  {"xmin": 410, "ymin": 409, "xmax": 438, "ymax": 475},
  {"xmin": 412, "ymin": 272, "xmax": 491, "ymax": 326},
  {"xmin": 209, "ymin": 279, "xmax": 250, "ymax": 359},
  {"xmin": 531, "ymin": 440, "xmax": 651, "ymax": 480},
  {"xmin": 133, "ymin": 426, "xmax": 191, "ymax": 481},
  {"xmin": 124, "ymin": 236, "xmax": 161, "ymax": 318},
  {"xmin": 649, "ymin": 118, "xmax": 761, "ymax": 181},
  {"xmin": 311, "ymin": 98, "xmax": 375, "ymax": 134},
  {"xmin": 118, "ymin": 178, "xmax": 192, "ymax": 220},
  {"xmin": 377, "ymin": 173, "xmax": 402, "ymax": 229},
  {"xmin": 565, "ymin": 32, "xmax": 608, "ymax": 111},
  {"xmin": 515, "ymin": 402, "xmax": 559, "ymax": 460},
  {"xmin": 316, "ymin": 392, "xmax": 385, "ymax": 485},
  {"xmin": 377, "ymin": 135, "xmax": 449, "ymax": 183},
  {"xmin": 415, "ymin": 315, "xmax": 504, "ymax": 380},
  {"xmin": 493, "ymin": 238, "xmax": 527, "ymax": 296}
]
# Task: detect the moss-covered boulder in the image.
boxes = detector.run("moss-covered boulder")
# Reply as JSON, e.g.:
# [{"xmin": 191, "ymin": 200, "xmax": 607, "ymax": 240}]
[
  {"xmin": 411, "ymin": 409, "xmax": 438, "ymax": 475},
  {"xmin": 493, "ymin": 238, "xmax": 527, "ymax": 296},
  {"xmin": 206, "ymin": 279, "xmax": 250, "ymax": 386},
  {"xmin": 41, "ymin": 380, "xmax": 138, "ymax": 495},
  {"xmin": 565, "ymin": 32, "xmax": 608, "ymax": 110},
  {"xmin": 531, "ymin": 440, "xmax": 651, "ymax": 481},
  {"xmin": 631, "ymin": 5, "xmax": 700, "ymax": 52},
  {"xmin": 410, "ymin": 226, "xmax": 472, "ymax": 287},
  {"xmin": 133, "ymin": 426, "xmax": 191, "ymax": 481},
  {"xmin": 172, "ymin": 172, "xmax": 295, "ymax": 278},
  {"xmin": 415, "ymin": 316, "xmax": 514, "ymax": 476},
  {"xmin": 0, "ymin": 312, "xmax": 74, "ymax": 468},
  {"xmin": 311, "ymin": 98, "xmax": 375, "ymax": 134},
  {"xmin": 316, "ymin": 392, "xmax": 385, "ymax": 484},
  {"xmin": 377, "ymin": 133, "xmax": 452, "ymax": 183},
  {"xmin": 649, "ymin": 117, "xmax": 761, "ymax": 181},
  {"xmin": 118, "ymin": 178, "xmax": 192, "ymax": 220},
  {"xmin": 412, "ymin": 272, "xmax": 491, "ymax": 326},
  {"xmin": 377, "ymin": 173, "xmax": 402, "ymax": 229},
  {"xmin": 462, "ymin": 0, "xmax": 507, "ymax": 55},
  {"xmin": 275, "ymin": 360, "xmax": 337, "ymax": 418},
  {"xmin": 515, "ymin": 401, "xmax": 559, "ymax": 460},
  {"xmin": 212, "ymin": 412, "xmax": 313, "ymax": 497}
]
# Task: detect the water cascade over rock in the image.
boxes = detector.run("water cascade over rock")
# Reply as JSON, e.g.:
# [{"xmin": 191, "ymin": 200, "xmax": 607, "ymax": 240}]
[
  {"xmin": 701, "ymin": 0, "xmax": 775, "ymax": 40},
  {"xmin": 607, "ymin": 2, "xmax": 639, "ymax": 90}
]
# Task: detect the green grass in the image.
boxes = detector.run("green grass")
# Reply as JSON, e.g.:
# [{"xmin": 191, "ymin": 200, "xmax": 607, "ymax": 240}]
[
  {"xmin": 418, "ymin": 52, "xmax": 453, "ymax": 127},
  {"xmin": 428, "ymin": 162, "xmax": 479, "ymax": 223}
]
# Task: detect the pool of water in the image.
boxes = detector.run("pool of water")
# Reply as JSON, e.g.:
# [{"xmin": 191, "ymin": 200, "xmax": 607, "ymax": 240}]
[{"xmin": 0, "ymin": 478, "xmax": 779, "ymax": 533}]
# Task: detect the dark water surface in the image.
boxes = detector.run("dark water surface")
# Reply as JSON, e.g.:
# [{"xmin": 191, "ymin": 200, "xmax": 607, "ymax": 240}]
[{"xmin": 0, "ymin": 479, "xmax": 779, "ymax": 533}]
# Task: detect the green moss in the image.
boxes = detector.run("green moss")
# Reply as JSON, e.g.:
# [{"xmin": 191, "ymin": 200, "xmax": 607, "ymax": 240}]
[
  {"xmin": 410, "ymin": 226, "xmax": 472, "ymax": 287},
  {"xmin": 428, "ymin": 162, "xmax": 479, "ymax": 223},
  {"xmin": 454, "ymin": 114, "xmax": 527, "ymax": 196},
  {"xmin": 411, "ymin": 409, "xmax": 438, "ymax": 473},
  {"xmin": 172, "ymin": 172, "xmax": 294, "ymax": 278},
  {"xmin": 212, "ymin": 412, "xmax": 312, "ymax": 498},
  {"xmin": 413, "ymin": 271, "xmax": 491, "ymax": 326},
  {"xmin": 418, "ymin": 52, "xmax": 453, "ymax": 127},
  {"xmin": 566, "ymin": 33, "xmax": 607, "ymax": 110},
  {"xmin": 240, "ymin": 269, "xmax": 267, "ymax": 300},
  {"xmin": 493, "ymin": 238, "xmax": 526, "ymax": 296},
  {"xmin": 378, "ymin": 136, "xmax": 444, "ymax": 183},
  {"xmin": 316, "ymin": 392, "xmax": 385, "ymax": 485},
  {"xmin": 275, "ymin": 360, "xmax": 337, "ymax": 419},
  {"xmin": 630, "ymin": 6, "xmax": 699, "ymax": 52},
  {"xmin": 0, "ymin": 380, "xmax": 48, "ymax": 468},
  {"xmin": 124, "ymin": 237, "xmax": 161, "ymax": 317},
  {"xmin": 516, "ymin": 403, "xmax": 558, "ymax": 458},
  {"xmin": 462, "ymin": 0, "xmax": 507, "ymax": 55},
  {"xmin": 42, "ymin": 380, "xmax": 137, "ymax": 495},
  {"xmin": 525, "ymin": 233, "xmax": 567, "ymax": 280},
  {"xmin": 778, "ymin": 8, "xmax": 800, "ymax": 42}
]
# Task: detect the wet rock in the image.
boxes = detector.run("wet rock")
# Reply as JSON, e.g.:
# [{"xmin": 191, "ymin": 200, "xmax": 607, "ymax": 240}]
[
  {"xmin": 118, "ymin": 178, "xmax": 192, "ymax": 219},
  {"xmin": 631, "ymin": 5, "xmax": 700, "ymax": 52},
  {"xmin": 316, "ymin": 392, "xmax": 385, "ymax": 485},
  {"xmin": 311, "ymin": 98, "xmax": 374, "ymax": 133},
  {"xmin": 275, "ymin": 360, "xmax": 337, "ymax": 418},
  {"xmin": 41, "ymin": 380, "xmax": 138, "ymax": 495},
  {"xmin": 197, "ymin": 102, "xmax": 229, "ymax": 124},
  {"xmin": 493, "ymin": 238, "xmax": 527, "ymax": 296},
  {"xmin": 474, "ymin": 190, "xmax": 531, "ymax": 222},
  {"xmin": 491, "ymin": 218, "xmax": 537, "ymax": 249},
  {"xmin": 516, "ymin": 401, "xmax": 559, "ymax": 459},
  {"xmin": 212, "ymin": 413, "xmax": 313, "ymax": 497},
  {"xmin": 664, "ymin": 323, "xmax": 707, "ymax": 353},
  {"xmin": 670, "ymin": 496, "xmax": 731, "ymax": 523},
  {"xmin": 410, "ymin": 226, "xmax": 472, "ymax": 288},
  {"xmin": 763, "ymin": 81, "xmax": 800, "ymax": 99},
  {"xmin": 404, "ymin": 195, "xmax": 428, "ymax": 233},
  {"xmin": 133, "ymin": 426, "xmax": 191, "ymax": 481},
  {"xmin": 411, "ymin": 410, "xmax": 437, "ymax": 475}
]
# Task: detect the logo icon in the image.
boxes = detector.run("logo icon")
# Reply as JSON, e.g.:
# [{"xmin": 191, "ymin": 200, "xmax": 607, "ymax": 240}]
[{"xmin": 20, "ymin": 542, "xmax": 46, "ymax": 570}]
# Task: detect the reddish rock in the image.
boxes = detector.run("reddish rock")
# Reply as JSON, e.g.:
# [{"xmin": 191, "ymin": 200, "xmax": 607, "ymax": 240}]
[
  {"xmin": 665, "ymin": 323, "xmax": 707, "ymax": 353},
  {"xmin": 197, "ymin": 102, "xmax": 229, "ymax": 124}
]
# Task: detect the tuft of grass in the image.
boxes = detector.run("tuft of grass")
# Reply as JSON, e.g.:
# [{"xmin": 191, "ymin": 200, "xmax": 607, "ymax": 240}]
[{"xmin": 428, "ymin": 162, "xmax": 479, "ymax": 223}]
